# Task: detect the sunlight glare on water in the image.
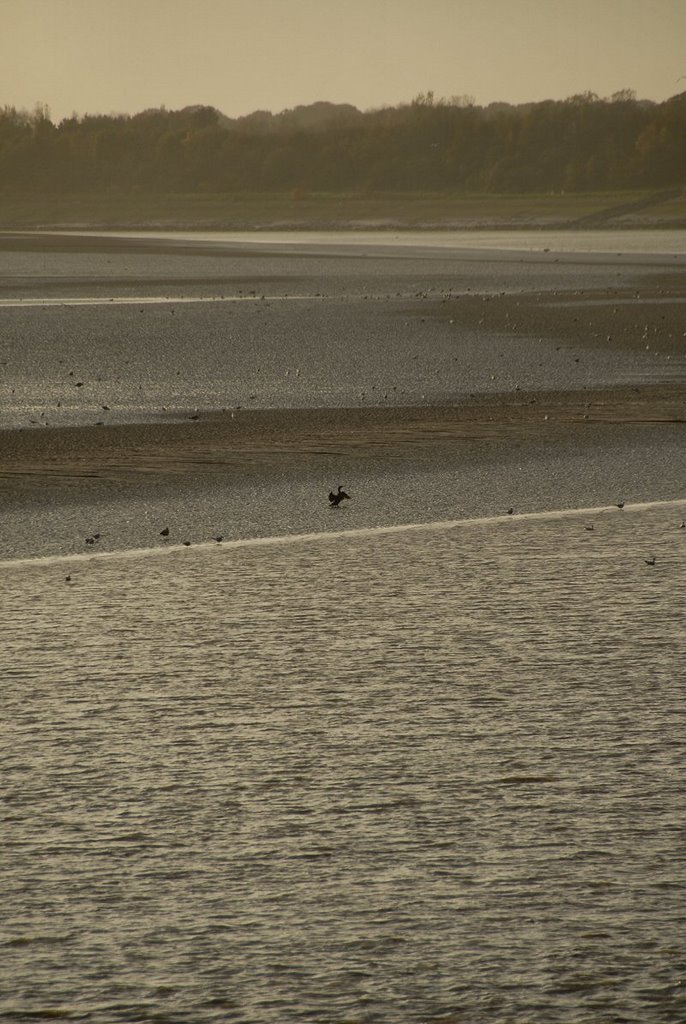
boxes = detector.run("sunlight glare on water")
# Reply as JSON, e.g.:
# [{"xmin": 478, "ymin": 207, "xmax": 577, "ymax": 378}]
[
  {"xmin": 94, "ymin": 227, "xmax": 686, "ymax": 255},
  {"xmin": 1, "ymin": 505, "xmax": 685, "ymax": 1023}
]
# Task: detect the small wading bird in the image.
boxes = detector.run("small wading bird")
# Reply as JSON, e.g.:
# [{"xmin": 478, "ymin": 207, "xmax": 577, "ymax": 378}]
[
  {"xmin": 645, "ymin": 556, "xmax": 656, "ymax": 566},
  {"xmin": 329, "ymin": 485, "xmax": 351, "ymax": 507}
]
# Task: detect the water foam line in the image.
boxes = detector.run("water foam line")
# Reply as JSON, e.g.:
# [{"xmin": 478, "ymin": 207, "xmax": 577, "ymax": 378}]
[{"xmin": 2, "ymin": 498, "xmax": 683, "ymax": 569}]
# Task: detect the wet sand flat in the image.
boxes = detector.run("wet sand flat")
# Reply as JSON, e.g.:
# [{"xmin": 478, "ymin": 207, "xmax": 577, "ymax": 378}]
[
  {"xmin": 0, "ymin": 230, "xmax": 684, "ymax": 557},
  {"xmin": 0, "ymin": 392, "xmax": 683, "ymax": 562},
  {"xmin": 0, "ymin": 383, "xmax": 683, "ymax": 483}
]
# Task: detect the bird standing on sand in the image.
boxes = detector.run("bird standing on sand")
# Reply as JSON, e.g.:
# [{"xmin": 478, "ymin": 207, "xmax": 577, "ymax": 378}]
[
  {"xmin": 329, "ymin": 485, "xmax": 351, "ymax": 507},
  {"xmin": 160, "ymin": 527, "xmax": 170, "ymax": 538},
  {"xmin": 645, "ymin": 556, "xmax": 656, "ymax": 566}
]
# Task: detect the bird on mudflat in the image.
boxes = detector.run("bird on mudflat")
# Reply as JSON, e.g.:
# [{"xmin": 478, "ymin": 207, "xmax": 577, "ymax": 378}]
[
  {"xmin": 617, "ymin": 501, "xmax": 625, "ymax": 509},
  {"xmin": 160, "ymin": 527, "xmax": 170, "ymax": 538},
  {"xmin": 645, "ymin": 556, "xmax": 656, "ymax": 566},
  {"xmin": 329, "ymin": 485, "xmax": 351, "ymax": 507}
]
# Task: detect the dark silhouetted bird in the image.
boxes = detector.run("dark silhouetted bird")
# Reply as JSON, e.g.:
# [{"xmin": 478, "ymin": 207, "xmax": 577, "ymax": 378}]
[
  {"xmin": 329, "ymin": 485, "xmax": 351, "ymax": 507},
  {"xmin": 645, "ymin": 556, "xmax": 656, "ymax": 566},
  {"xmin": 507, "ymin": 507, "xmax": 514, "ymax": 515},
  {"xmin": 160, "ymin": 527, "xmax": 170, "ymax": 537},
  {"xmin": 617, "ymin": 501, "xmax": 625, "ymax": 509}
]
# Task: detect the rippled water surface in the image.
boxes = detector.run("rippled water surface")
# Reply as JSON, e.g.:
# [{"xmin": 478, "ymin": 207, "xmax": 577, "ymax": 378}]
[{"xmin": 2, "ymin": 504, "xmax": 685, "ymax": 1023}]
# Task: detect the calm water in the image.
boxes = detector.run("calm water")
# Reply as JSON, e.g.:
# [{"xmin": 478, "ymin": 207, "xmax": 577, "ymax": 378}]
[{"xmin": 2, "ymin": 504, "xmax": 685, "ymax": 1023}]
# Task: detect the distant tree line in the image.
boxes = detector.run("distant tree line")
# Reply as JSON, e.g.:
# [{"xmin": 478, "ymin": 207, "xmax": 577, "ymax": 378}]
[{"xmin": 1, "ymin": 90, "xmax": 684, "ymax": 194}]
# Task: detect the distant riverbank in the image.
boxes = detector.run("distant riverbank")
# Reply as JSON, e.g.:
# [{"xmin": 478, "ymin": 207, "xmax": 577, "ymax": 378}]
[{"xmin": 2, "ymin": 188, "xmax": 686, "ymax": 232}]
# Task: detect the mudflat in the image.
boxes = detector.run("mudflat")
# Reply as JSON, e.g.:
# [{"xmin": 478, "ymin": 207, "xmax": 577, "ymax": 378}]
[
  {"xmin": 0, "ymin": 382, "xmax": 683, "ymax": 483},
  {"xmin": 0, "ymin": 230, "xmax": 684, "ymax": 557}
]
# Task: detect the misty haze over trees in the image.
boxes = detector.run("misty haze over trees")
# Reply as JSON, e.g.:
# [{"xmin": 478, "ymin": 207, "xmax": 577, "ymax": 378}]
[{"xmin": 0, "ymin": 91, "xmax": 684, "ymax": 194}]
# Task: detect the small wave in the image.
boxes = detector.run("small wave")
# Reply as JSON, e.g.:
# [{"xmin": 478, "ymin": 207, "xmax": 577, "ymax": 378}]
[{"xmin": 1, "ymin": 497, "xmax": 683, "ymax": 569}]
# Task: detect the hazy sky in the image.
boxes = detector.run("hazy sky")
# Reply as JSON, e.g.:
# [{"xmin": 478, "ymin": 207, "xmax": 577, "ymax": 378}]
[{"xmin": 3, "ymin": 0, "xmax": 686, "ymax": 122}]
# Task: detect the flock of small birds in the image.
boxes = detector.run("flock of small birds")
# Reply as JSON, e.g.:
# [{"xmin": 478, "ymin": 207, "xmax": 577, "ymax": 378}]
[
  {"xmin": 158, "ymin": 528, "xmax": 225, "ymax": 547},
  {"xmin": 8, "ymin": 276, "xmax": 684, "ymax": 432},
  {"xmin": 576, "ymin": 501, "xmax": 686, "ymax": 567},
  {"xmin": 63, "ymin": 492, "xmax": 683, "ymax": 582},
  {"xmin": 497, "ymin": 498, "xmax": 683, "ymax": 571},
  {"xmin": 65, "ymin": 486, "xmax": 352, "ymax": 580}
]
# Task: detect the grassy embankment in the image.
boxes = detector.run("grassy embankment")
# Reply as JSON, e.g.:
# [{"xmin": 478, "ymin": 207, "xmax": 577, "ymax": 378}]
[{"xmin": 1, "ymin": 189, "xmax": 685, "ymax": 231}]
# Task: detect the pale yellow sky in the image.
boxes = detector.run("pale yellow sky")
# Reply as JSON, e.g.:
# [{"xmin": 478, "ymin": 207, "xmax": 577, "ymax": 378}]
[{"xmin": 2, "ymin": 0, "xmax": 685, "ymax": 122}]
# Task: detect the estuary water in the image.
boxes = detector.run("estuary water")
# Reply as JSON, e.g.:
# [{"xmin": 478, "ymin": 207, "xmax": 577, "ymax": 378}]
[
  {"xmin": 2, "ymin": 503, "xmax": 685, "ymax": 1024},
  {"xmin": 1, "ymin": 230, "xmax": 685, "ymax": 1022}
]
